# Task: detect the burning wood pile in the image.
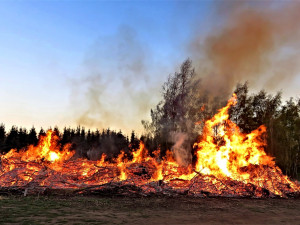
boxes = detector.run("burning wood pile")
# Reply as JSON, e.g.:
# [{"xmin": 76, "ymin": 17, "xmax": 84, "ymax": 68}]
[{"xmin": 0, "ymin": 95, "xmax": 299, "ymax": 198}]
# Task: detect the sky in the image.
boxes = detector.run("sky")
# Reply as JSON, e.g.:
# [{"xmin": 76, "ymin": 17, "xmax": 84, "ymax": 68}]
[
  {"xmin": 0, "ymin": 1, "xmax": 299, "ymax": 135},
  {"xmin": 0, "ymin": 0, "xmax": 212, "ymax": 134}
]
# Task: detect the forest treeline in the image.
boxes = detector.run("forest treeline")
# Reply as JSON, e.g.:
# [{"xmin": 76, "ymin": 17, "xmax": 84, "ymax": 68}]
[
  {"xmin": 0, "ymin": 125, "xmax": 140, "ymax": 160},
  {"xmin": 0, "ymin": 59, "xmax": 299, "ymax": 179},
  {"xmin": 142, "ymin": 59, "xmax": 300, "ymax": 179}
]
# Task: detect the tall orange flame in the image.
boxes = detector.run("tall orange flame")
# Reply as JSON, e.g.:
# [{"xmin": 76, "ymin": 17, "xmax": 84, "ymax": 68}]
[
  {"xmin": 0, "ymin": 94, "xmax": 299, "ymax": 197},
  {"xmin": 194, "ymin": 94, "xmax": 273, "ymax": 180}
]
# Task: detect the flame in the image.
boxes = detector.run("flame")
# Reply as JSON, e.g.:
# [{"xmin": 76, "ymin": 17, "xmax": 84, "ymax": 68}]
[
  {"xmin": 194, "ymin": 94, "xmax": 273, "ymax": 180},
  {"xmin": 132, "ymin": 141, "xmax": 147, "ymax": 163},
  {"xmin": 116, "ymin": 151, "xmax": 127, "ymax": 181},
  {"xmin": 0, "ymin": 94, "xmax": 299, "ymax": 197},
  {"xmin": 6, "ymin": 130, "xmax": 75, "ymax": 163}
]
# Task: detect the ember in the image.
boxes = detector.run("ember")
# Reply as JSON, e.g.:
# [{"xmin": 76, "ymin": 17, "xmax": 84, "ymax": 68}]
[{"xmin": 0, "ymin": 95, "xmax": 299, "ymax": 198}]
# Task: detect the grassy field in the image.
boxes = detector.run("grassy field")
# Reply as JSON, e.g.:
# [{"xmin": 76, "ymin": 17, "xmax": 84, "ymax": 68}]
[{"xmin": 0, "ymin": 195, "xmax": 299, "ymax": 224}]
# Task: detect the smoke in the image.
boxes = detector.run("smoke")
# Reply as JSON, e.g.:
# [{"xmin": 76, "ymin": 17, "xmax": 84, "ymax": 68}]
[
  {"xmin": 189, "ymin": 1, "xmax": 300, "ymax": 96},
  {"xmin": 70, "ymin": 1, "xmax": 300, "ymax": 138},
  {"xmin": 168, "ymin": 1, "xmax": 300, "ymax": 165},
  {"xmin": 70, "ymin": 26, "xmax": 164, "ymax": 134},
  {"xmin": 170, "ymin": 132, "xmax": 192, "ymax": 167},
  {"xmin": 87, "ymin": 139, "xmax": 120, "ymax": 161}
]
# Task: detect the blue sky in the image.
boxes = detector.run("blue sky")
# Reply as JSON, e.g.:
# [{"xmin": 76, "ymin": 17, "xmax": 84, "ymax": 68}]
[
  {"xmin": 0, "ymin": 1, "xmax": 213, "ymax": 134},
  {"xmin": 0, "ymin": 1, "xmax": 299, "ymax": 135}
]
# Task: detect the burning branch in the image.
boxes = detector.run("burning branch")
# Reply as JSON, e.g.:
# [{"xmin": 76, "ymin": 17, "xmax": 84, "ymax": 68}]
[{"xmin": 0, "ymin": 95, "xmax": 299, "ymax": 198}]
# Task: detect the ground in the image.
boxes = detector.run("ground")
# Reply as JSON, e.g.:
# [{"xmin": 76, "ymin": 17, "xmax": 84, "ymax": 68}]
[{"xmin": 0, "ymin": 195, "xmax": 299, "ymax": 224}]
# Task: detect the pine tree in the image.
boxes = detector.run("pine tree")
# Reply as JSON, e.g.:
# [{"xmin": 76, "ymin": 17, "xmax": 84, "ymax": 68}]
[
  {"xmin": 28, "ymin": 127, "xmax": 38, "ymax": 146},
  {"xmin": 0, "ymin": 123, "xmax": 6, "ymax": 153},
  {"xmin": 5, "ymin": 126, "xmax": 19, "ymax": 152}
]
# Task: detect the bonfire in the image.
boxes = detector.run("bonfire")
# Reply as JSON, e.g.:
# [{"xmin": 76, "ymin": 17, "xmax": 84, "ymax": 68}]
[{"xmin": 0, "ymin": 94, "xmax": 299, "ymax": 198}]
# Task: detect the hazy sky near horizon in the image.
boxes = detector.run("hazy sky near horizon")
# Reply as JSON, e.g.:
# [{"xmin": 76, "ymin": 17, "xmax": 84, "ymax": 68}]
[
  {"xmin": 0, "ymin": 1, "xmax": 212, "ymax": 134},
  {"xmin": 0, "ymin": 1, "xmax": 299, "ymax": 135}
]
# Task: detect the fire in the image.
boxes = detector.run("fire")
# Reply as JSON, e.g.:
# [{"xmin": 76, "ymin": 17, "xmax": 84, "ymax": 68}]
[
  {"xmin": 194, "ymin": 94, "xmax": 273, "ymax": 180},
  {"xmin": 0, "ymin": 95, "xmax": 299, "ymax": 198},
  {"xmin": 49, "ymin": 152, "xmax": 59, "ymax": 162},
  {"xmin": 3, "ymin": 130, "xmax": 75, "ymax": 163},
  {"xmin": 116, "ymin": 151, "xmax": 127, "ymax": 181}
]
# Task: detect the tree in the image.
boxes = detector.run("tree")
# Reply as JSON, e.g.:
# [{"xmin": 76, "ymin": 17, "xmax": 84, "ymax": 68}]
[
  {"xmin": 142, "ymin": 60, "xmax": 195, "ymax": 150},
  {"xmin": 28, "ymin": 127, "xmax": 38, "ymax": 146},
  {"xmin": 142, "ymin": 59, "xmax": 225, "ymax": 155},
  {"xmin": 0, "ymin": 124, "xmax": 6, "ymax": 153},
  {"xmin": 130, "ymin": 130, "xmax": 139, "ymax": 150},
  {"xmin": 54, "ymin": 126, "xmax": 60, "ymax": 137},
  {"xmin": 61, "ymin": 127, "xmax": 71, "ymax": 146},
  {"xmin": 271, "ymin": 98, "xmax": 300, "ymax": 178},
  {"xmin": 229, "ymin": 82, "xmax": 300, "ymax": 178},
  {"xmin": 230, "ymin": 82, "xmax": 281, "ymax": 134},
  {"xmin": 38, "ymin": 128, "xmax": 46, "ymax": 139},
  {"xmin": 5, "ymin": 126, "xmax": 19, "ymax": 153},
  {"xmin": 18, "ymin": 127, "xmax": 28, "ymax": 149}
]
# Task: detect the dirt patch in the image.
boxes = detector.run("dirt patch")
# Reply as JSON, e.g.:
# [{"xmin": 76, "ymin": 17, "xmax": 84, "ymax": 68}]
[{"xmin": 0, "ymin": 196, "xmax": 299, "ymax": 224}]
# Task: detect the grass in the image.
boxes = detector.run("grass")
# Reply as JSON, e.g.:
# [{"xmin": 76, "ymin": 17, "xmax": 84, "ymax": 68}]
[{"xmin": 0, "ymin": 195, "xmax": 299, "ymax": 224}]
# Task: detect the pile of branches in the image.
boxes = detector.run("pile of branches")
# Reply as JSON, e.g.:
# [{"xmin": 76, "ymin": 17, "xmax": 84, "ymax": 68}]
[{"xmin": 0, "ymin": 159, "xmax": 299, "ymax": 198}]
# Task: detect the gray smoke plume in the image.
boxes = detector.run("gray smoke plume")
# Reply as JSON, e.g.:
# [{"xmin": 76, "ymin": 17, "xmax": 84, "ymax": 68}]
[
  {"xmin": 170, "ymin": 132, "xmax": 192, "ymax": 167},
  {"xmin": 189, "ymin": 1, "xmax": 300, "ymax": 97},
  {"xmin": 70, "ymin": 26, "xmax": 164, "ymax": 134},
  {"xmin": 70, "ymin": 1, "xmax": 300, "ymax": 139},
  {"xmin": 167, "ymin": 1, "xmax": 300, "ymax": 166}
]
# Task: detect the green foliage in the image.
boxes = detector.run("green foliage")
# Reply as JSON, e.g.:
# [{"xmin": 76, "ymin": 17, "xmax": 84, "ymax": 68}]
[
  {"xmin": 142, "ymin": 59, "xmax": 231, "ymax": 159},
  {"xmin": 271, "ymin": 98, "xmax": 300, "ymax": 178},
  {"xmin": 0, "ymin": 61, "xmax": 299, "ymax": 178},
  {"xmin": 0, "ymin": 124, "xmax": 5, "ymax": 151},
  {"xmin": 143, "ymin": 59, "xmax": 300, "ymax": 178},
  {"xmin": 229, "ymin": 82, "xmax": 300, "ymax": 178},
  {"xmin": 0, "ymin": 125, "xmax": 137, "ymax": 160}
]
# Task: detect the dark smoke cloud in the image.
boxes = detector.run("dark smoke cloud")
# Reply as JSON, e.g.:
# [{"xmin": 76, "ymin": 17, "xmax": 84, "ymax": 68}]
[
  {"xmin": 70, "ymin": 26, "xmax": 164, "ymax": 134},
  {"xmin": 169, "ymin": 1, "xmax": 300, "ymax": 166},
  {"xmin": 70, "ymin": 2, "xmax": 300, "ymax": 136},
  {"xmin": 189, "ymin": 1, "xmax": 300, "ymax": 97}
]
